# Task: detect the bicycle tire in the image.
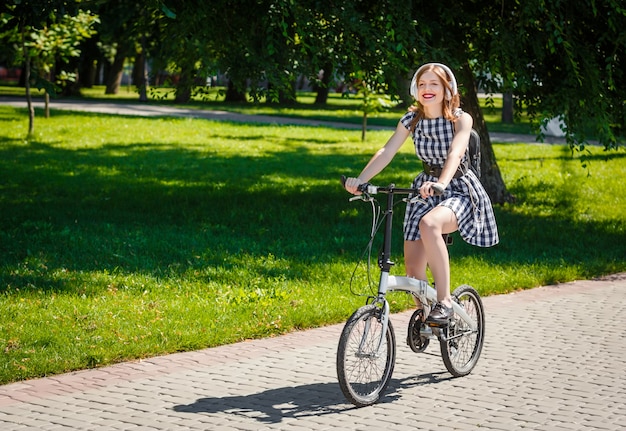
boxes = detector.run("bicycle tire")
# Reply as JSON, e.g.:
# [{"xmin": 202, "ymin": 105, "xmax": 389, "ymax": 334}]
[
  {"xmin": 440, "ymin": 284, "xmax": 485, "ymax": 377},
  {"xmin": 336, "ymin": 304, "xmax": 396, "ymax": 407}
]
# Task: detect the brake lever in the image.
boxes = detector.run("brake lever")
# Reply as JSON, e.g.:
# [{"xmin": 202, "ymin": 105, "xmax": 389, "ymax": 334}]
[{"xmin": 406, "ymin": 196, "xmax": 427, "ymax": 204}]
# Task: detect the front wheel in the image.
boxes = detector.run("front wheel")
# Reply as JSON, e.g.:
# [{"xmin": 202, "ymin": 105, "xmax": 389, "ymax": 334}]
[
  {"xmin": 336, "ymin": 304, "xmax": 396, "ymax": 407},
  {"xmin": 440, "ymin": 284, "xmax": 485, "ymax": 377}
]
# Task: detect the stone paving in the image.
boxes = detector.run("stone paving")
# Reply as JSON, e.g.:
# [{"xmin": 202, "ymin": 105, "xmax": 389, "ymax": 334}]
[{"xmin": 1, "ymin": 273, "xmax": 625, "ymax": 430}]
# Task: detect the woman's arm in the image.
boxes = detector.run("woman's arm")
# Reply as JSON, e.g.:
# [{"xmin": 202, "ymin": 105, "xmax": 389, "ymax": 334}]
[
  {"xmin": 436, "ymin": 112, "xmax": 473, "ymax": 188},
  {"xmin": 344, "ymin": 121, "xmax": 410, "ymax": 194}
]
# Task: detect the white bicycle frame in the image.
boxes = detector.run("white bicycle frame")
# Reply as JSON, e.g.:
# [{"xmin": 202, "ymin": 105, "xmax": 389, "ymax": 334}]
[{"xmin": 371, "ymin": 274, "xmax": 477, "ymax": 353}]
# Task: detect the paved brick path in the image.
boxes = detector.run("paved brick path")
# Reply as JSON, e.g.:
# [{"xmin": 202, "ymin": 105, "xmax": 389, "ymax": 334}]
[{"xmin": 1, "ymin": 273, "xmax": 625, "ymax": 430}]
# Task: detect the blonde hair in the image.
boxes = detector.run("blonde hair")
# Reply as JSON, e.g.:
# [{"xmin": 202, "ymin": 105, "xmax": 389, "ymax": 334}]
[{"xmin": 408, "ymin": 64, "xmax": 461, "ymax": 132}]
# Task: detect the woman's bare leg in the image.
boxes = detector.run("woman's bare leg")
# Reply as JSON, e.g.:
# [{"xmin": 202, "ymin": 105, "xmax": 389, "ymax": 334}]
[
  {"xmin": 404, "ymin": 239, "xmax": 427, "ymax": 308},
  {"xmin": 404, "ymin": 239, "xmax": 427, "ymax": 280},
  {"xmin": 418, "ymin": 206, "xmax": 458, "ymax": 308}
]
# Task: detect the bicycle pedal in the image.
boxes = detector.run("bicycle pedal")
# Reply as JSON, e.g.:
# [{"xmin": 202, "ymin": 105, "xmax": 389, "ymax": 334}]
[{"xmin": 426, "ymin": 319, "xmax": 449, "ymax": 328}]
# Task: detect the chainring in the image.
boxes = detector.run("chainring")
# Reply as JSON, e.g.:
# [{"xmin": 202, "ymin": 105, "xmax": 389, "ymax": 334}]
[{"xmin": 407, "ymin": 308, "xmax": 430, "ymax": 353}]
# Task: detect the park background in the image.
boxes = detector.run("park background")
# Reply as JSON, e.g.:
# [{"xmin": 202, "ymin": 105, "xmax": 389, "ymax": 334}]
[{"xmin": 0, "ymin": 0, "xmax": 625, "ymax": 384}]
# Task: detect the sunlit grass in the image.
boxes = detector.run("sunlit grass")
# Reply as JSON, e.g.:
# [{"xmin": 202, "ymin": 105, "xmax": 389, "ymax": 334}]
[
  {"xmin": 1, "ymin": 84, "xmax": 533, "ymax": 134},
  {"xmin": 0, "ymin": 105, "xmax": 624, "ymax": 384}
]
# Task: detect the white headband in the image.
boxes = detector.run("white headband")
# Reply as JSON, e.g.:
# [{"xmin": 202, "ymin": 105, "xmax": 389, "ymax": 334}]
[{"xmin": 410, "ymin": 63, "xmax": 458, "ymax": 100}]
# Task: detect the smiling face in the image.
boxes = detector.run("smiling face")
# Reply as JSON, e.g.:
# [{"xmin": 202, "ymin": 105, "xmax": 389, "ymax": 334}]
[
  {"xmin": 416, "ymin": 70, "xmax": 446, "ymax": 117},
  {"xmin": 417, "ymin": 71, "xmax": 445, "ymax": 105}
]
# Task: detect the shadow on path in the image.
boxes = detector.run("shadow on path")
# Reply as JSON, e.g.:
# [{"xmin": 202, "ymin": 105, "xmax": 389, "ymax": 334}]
[{"xmin": 172, "ymin": 371, "xmax": 452, "ymax": 423}]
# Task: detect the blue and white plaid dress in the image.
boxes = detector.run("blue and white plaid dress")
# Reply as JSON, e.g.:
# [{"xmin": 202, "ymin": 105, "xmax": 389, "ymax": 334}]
[{"xmin": 400, "ymin": 111, "xmax": 499, "ymax": 247}]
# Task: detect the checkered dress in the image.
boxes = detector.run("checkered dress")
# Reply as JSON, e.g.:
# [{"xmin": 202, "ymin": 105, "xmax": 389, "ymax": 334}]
[{"xmin": 400, "ymin": 111, "xmax": 499, "ymax": 247}]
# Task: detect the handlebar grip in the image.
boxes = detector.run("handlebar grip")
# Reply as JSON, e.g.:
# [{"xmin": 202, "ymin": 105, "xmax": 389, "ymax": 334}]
[
  {"xmin": 431, "ymin": 183, "xmax": 445, "ymax": 196},
  {"xmin": 341, "ymin": 175, "xmax": 371, "ymax": 193}
]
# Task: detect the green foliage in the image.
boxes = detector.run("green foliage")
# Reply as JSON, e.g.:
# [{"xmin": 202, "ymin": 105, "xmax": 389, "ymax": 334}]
[
  {"xmin": 4, "ymin": 0, "xmax": 622, "ymax": 153},
  {"xmin": 0, "ymin": 105, "xmax": 624, "ymax": 384},
  {"xmin": 25, "ymin": 10, "xmax": 99, "ymax": 92},
  {"xmin": 1, "ymin": 5, "xmax": 99, "ymax": 88},
  {"xmin": 466, "ymin": 0, "xmax": 626, "ymax": 150},
  {"xmin": 344, "ymin": 70, "xmax": 396, "ymax": 141}
]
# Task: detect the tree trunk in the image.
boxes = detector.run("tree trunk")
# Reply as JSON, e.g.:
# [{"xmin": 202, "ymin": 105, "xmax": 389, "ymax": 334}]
[
  {"xmin": 137, "ymin": 10, "xmax": 148, "ymax": 102},
  {"xmin": 174, "ymin": 63, "xmax": 194, "ymax": 103},
  {"xmin": 314, "ymin": 64, "xmax": 333, "ymax": 105},
  {"xmin": 97, "ymin": 59, "xmax": 107, "ymax": 85},
  {"xmin": 22, "ymin": 29, "xmax": 34, "ymax": 137},
  {"xmin": 314, "ymin": 85, "xmax": 329, "ymax": 105},
  {"xmin": 45, "ymin": 66, "xmax": 52, "ymax": 117},
  {"xmin": 225, "ymin": 80, "xmax": 246, "ymax": 102},
  {"xmin": 105, "ymin": 50, "xmax": 126, "ymax": 95},
  {"xmin": 44, "ymin": 91, "xmax": 50, "ymax": 118},
  {"xmin": 361, "ymin": 111, "xmax": 367, "ymax": 142},
  {"xmin": 278, "ymin": 80, "xmax": 296, "ymax": 105},
  {"xmin": 458, "ymin": 62, "xmax": 513, "ymax": 204},
  {"xmin": 395, "ymin": 71, "xmax": 414, "ymax": 109},
  {"xmin": 502, "ymin": 92, "xmax": 514, "ymax": 123},
  {"xmin": 79, "ymin": 38, "xmax": 99, "ymax": 88},
  {"xmin": 133, "ymin": 50, "xmax": 148, "ymax": 102}
]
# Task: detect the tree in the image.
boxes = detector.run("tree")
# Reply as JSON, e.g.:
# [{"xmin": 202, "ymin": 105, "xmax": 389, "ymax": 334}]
[
  {"xmin": 5, "ymin": 0, "xmax": 623, "ymax": 196},
  {"xmin": 149, "ymin": 0, "xmax": 214, "ymax": 103},
  {"xmin": 329, "ymin": 1, "xmax": 415, "ymax": 140},
  {"xmin": 267, "ymin": 0, "xmax": 416, "ymax": 137},
  {"xmin": 406, "ymin": 0, "xmax": 625, "ymax": 203},
  {"xmin": 144, "ymin": 0, "xmax": 624, "ymax": 202},
  {"xmin": 91, "ymin": 0, "xmax": 147, "ymax": 95},
  {"xmin": 24, "ymin": 10, "xmax": 98, "ymax": 116},
  {"xmin": 481, "ymin": 0, "xmax": 626, "ymax": 151},
  {"xmin": 0, "ymin": 1, "xmax": 97, "ymax": 136},
  {"xmin": 219, "ymin": 0, "xmax": 304, "ymax": 103}
]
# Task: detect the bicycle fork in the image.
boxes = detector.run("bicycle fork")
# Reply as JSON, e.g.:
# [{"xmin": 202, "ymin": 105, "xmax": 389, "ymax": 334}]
[
  {"xmin": 356, "ymin": 298, "xmax": 390, "ymax": 359},
  {"xmin": 356, "ymin": 272, "xmax": 393, "ymax": 359}
]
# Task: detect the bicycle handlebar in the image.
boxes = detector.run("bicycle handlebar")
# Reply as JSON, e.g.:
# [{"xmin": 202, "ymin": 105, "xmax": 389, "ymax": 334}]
[{"xmin": 340, "ymin": 175, "xmax": 444, "ymax": 196}]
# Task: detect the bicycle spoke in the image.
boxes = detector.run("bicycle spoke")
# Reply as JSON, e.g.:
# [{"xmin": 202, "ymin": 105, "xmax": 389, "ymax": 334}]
[{"xmin": 440, "ymin": 285, "xmax": 485, "ymax": 377}]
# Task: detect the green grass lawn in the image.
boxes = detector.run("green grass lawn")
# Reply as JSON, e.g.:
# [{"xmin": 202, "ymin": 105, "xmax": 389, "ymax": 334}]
[
  {"xmin": 0, "ymin": 103, "xmax": 624, "ymax": 385},
  {"xmin": 0, "ymin": 84, "xmax": 533, "ymax": 134}
]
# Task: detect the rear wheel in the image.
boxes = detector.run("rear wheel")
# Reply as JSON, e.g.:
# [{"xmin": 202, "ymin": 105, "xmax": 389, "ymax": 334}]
[
  {"xmin": 440, "ymin": 284, "xmax": 485, "ymax": 377},
  {"xmin": 336, "ymin": 304, "xmax": 396, "ymax": 407}
]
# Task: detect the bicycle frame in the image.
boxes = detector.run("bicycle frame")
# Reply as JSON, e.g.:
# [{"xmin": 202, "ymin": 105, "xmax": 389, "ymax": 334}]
[{"xmin": 364, "ymin": 184, "xmax": 477, "ymax": 352}]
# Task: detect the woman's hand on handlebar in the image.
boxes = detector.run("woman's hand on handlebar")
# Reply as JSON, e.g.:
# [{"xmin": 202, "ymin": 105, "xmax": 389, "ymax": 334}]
[
  {"xmin": 343, "ymin": 177, "xmax": 365, "ymax": 195},
  {"xmin": 419, "ymin": 181, "xmax": 446, "ymax": 198}
]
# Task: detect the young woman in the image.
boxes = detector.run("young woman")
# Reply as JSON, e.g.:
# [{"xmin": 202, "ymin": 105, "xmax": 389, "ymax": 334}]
[{"xmin": 344, "ymin": 63, "xmax": 499, "ymax": 324}]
